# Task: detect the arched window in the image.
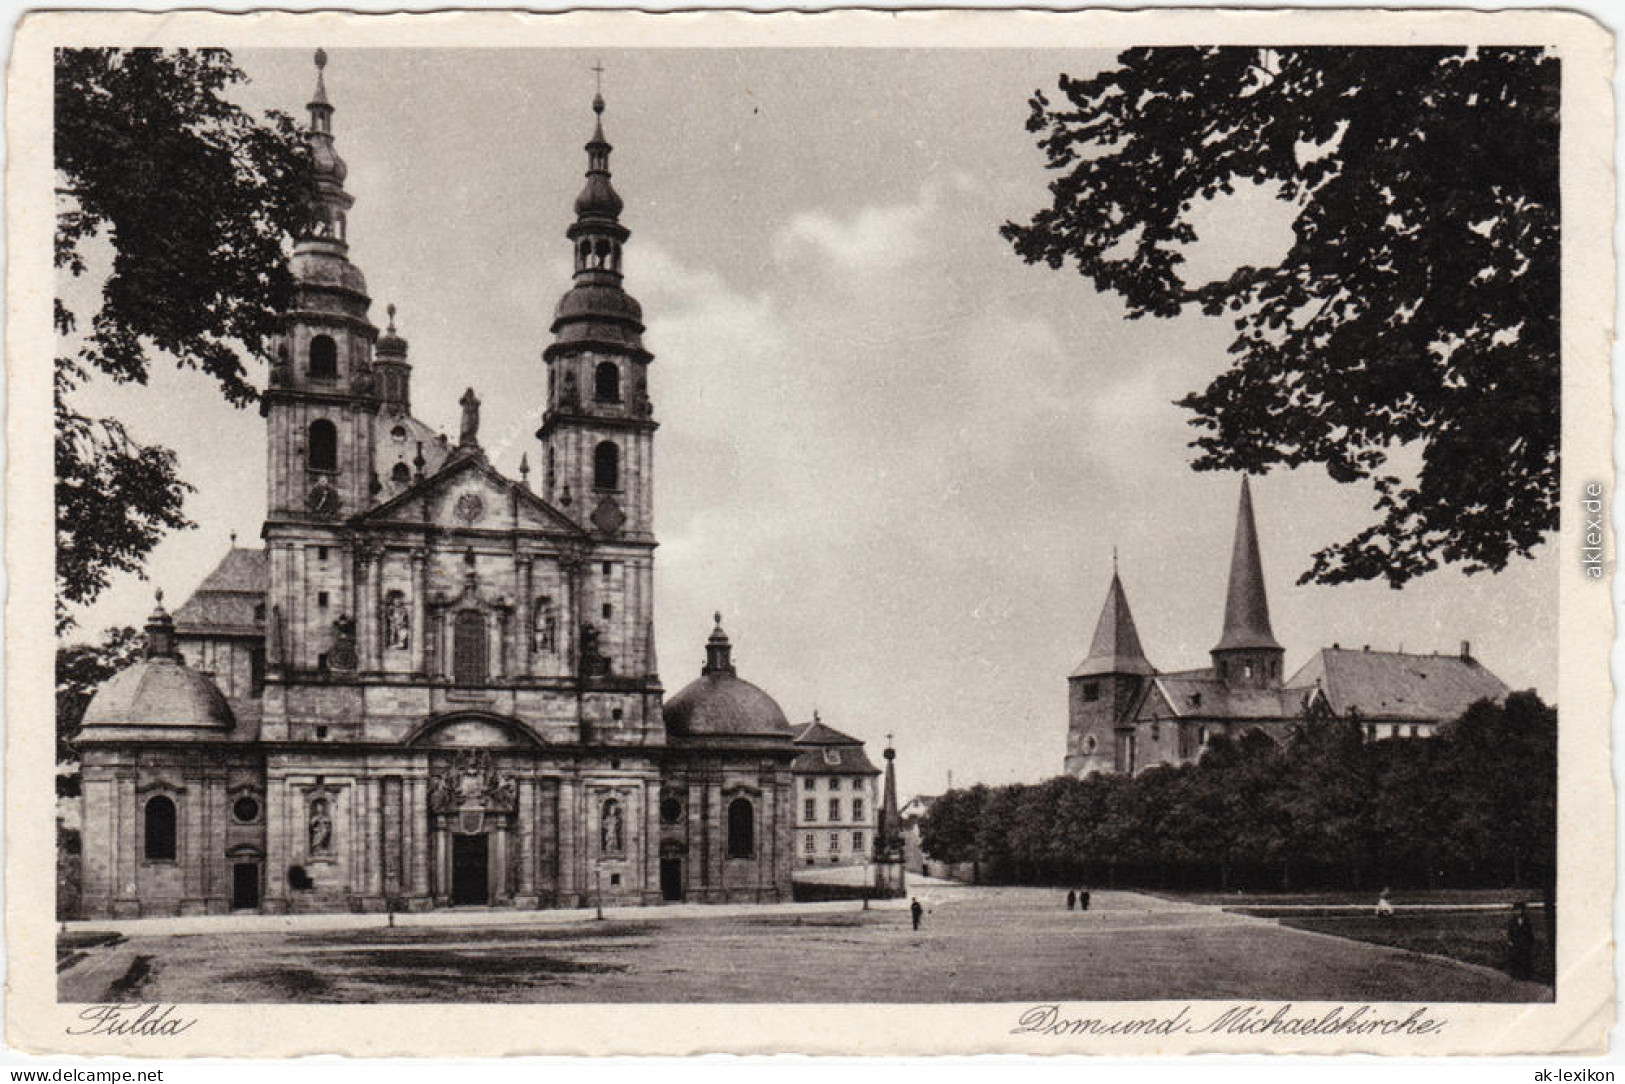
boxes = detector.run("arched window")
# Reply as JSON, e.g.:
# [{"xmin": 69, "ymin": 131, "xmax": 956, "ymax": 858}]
[
  {"xmin": 144, "ymin": 795, "xmax": 177, "ymax": 861},
  {"xmin": 308, "ymin": 419, "xmax": 337, "ymax": 473},
  {"xmin": 595, "ymin": 361, "xmax": 621, "ymax": 403},
  {"xmin": 308, "ymin": 335, "xmax": 338, "ymax": 380},
  {"xmin": 727, "ymin": 797, "xmax": 755, "ymax": 859},
  {"xmin": 391, "ymin": 462, "xmax": 411, "ymax": 484},
  {"xmin": 453, "ymin": 609, "xmax": 487, "ymax": 687},
  {"xmin": 593, "ymin": 441, "xmax": 620, "ymax": 491}
]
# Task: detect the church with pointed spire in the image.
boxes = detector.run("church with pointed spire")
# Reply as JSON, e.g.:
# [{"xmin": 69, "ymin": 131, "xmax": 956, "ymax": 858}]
[
  {"xmin": 74, "ymin": 53, "xmax": 802, "ymax": 918},
  {"xmin": 1065, "ymin": 478, "xmax": 1512, "ymax": 777}
]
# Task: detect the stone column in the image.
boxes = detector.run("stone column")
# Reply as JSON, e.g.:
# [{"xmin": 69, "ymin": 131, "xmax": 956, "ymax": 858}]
[
  {"xmin": 491, "ymin": 823, "xmax": 508, "ymax": 903},
  {"xmin": 180, "ymin": 772, "xmax": 206, "ymax": 914},
  {"xmin": 538, "ymin": 778, "xmax": 559, "ymax": 906},
  {"xmin": 708, "ymin": 785, "xmax": 725, "ymax": 901},
  {"xmin": 516, "ymin": 777, "xmax": 537, "ymax": 906},
  {"xmin": 556, "ymin": 776, "xmax": 577, "ymax": 905},
  {"xmin": 409, "ymin": 777, "xmax": 431, "ymax": 902},
  {"xmin": 261, "ymin": 772, "xmax": 289, "ymax": 914},
  {"xmin": 114, "ymin": 773, "xmax": 139, "ymax": 916},
  {"xmin": 411, "ymin": 549, "xmax": 429, "ymax": 678},
  {"xmin": 519, "ymin": 558, "xmax": 534, "ymax": 675}
]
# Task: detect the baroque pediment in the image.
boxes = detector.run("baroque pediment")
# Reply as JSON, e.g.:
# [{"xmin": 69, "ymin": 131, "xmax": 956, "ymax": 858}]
[{"xmin": 357, "ymin": 452, "xmax": 585, "ymax": 537}]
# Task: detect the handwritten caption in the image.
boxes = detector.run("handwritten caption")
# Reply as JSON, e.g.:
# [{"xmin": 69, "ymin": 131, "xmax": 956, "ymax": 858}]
[
  {"xmin": 67, "ymin": 1004, "xmax": 198, "ymax": 1037},
  {"xmin": 1012, "ymin": 1002, "xmax": 1446, "ymax": 1039}
]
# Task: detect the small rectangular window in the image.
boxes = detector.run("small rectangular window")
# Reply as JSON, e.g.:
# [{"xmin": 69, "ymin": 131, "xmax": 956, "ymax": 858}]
[
  {"xmin": 828, "ymin": 798, "xmax": 841, "ymax": 821},
  {"xmin": 318, "ymin": 546, "xmax": 329, "ymax": 561},
  {"xmin": 602, "ymin": 603, "xmax": 613, "ymax": 619},
  {"xmin": 852, "ymin": 778, "xmax": 863, "ymax": 791},
  {"xmin": 1082, "ymin": 682, "xmax": 1100, "ymax": 702},
  {"xmin": 602, "ymin": 562, "xmax": 613, "ymax": 576},
  {"xmin": 853, "ymin": 832, "xmax": 864, "ymax": 851},
  {"xmin": 804, "ymin": 834, "xmax": 815, "ymax": 854},
  {"xmin": 828, "ymin": 832, "xmax": 840, "ymax": 853},
  {"xmin": 610, "ymin": 873, "xmax": 621, "ymax": 886},
  {"xmin": 317, "ymin": 591, "xmax": 329, "ymax": 608},
  {"xmin": 803, "ymin": 778, "xmax": 815, "ymax": 791},
  {"xmin": 852, "ymin": 799, "xmax": 864, "ymax": 820},
  {"xmin": 828, "ymin": 777, "xmax": 840, "ymax": 791},
  {"xmin": 317, "ymin": 653, "xmax": 329, "ymax": 672},
  {"xmin": 804, "ymin": 798, "xmax": 816, "ymax": 821}
]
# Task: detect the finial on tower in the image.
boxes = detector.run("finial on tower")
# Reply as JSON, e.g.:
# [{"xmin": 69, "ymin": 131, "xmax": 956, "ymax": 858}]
[
  {"xmin": 315, "ymin": 48, "xmax": 328, "ymax": 70},
  {"xmin": 386, "ymin": 303, "xmax": 397, "ymax": 333},
  {"xmin": 703, "ymin": 612, "xmax": 735, "ymax": 675},
  {"xmin": 230, "ymin": 530, "xmax": 238, "ymax": 547}
]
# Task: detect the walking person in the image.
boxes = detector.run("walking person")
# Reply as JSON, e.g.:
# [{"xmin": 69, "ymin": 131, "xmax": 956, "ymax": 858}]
[
  {"xmin": 1375, "ymin": 887, "xmax": 1395, "ymax": 918},
  {"xmin": 1066, "ymin": 889, "xmax": 1076, "ymax": 911},
  {"xmin": 1507, "ymin": 901, "xmax": 1536, "ymax": 981},
  {"xmin": 910, "ymin": 897, "xmax": 924, "ymax": 931},
  {"xmin": 1080, "ymin": 888, "xmax": 1091, "ymax": 912}
]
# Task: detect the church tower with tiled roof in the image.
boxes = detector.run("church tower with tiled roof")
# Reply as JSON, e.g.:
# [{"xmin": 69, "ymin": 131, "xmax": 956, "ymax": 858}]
[
  {"xmin": 1210, "ymin": 476, "xmax": 1286, "ymax": 691},
  {"xmin": 1065, "ymin": 560, "xmax": 1156, "ymax": 777}
]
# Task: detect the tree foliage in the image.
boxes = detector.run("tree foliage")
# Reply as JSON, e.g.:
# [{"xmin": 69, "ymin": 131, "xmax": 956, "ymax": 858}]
[
  {"xmin": 55, "ymin": 48, "xmax": 309, "ymax": 629},
  {"xmin": 1004, "ymin": 47, "xmax": 1559, "ymax": 586},
  {"xmin": 917, "ymin": 693, "xmax": 1556, "ymax": 892}
]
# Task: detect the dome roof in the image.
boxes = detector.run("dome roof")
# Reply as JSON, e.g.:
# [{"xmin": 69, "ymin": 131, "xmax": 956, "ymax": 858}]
[
  {"xmin": 664, "ymin": 671, "xmax": 791, "ymax": 739},
  {"xmin": 663, "ymin": 614, "xmax": 792, "ymax": 739},
  {"xmin": 292, "ymin": 248, "xmax": 368, "ymax": 297},
  {"xmin": 82, "ymin": 657, "xmax": 235, "ymax": 732},
  {"xmin": 553, "ymin": 282, "xmax": 644, "ymax": 327}
]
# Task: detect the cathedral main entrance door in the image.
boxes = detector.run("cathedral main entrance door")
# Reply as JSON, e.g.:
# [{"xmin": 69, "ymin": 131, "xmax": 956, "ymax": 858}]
[
  {"xmin": 660, "ymin": 857, "xmax": 682, "ymax": 901},
  {"xmin": 232, "ymin": 863, "xmax": 260, "ymax": 909},
  {"xmin": 451, "ymin": 834, "xmax": 489, "ymax": 905}
]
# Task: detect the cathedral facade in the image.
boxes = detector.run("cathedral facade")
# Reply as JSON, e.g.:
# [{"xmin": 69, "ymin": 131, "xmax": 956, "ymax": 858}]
[
  {"xmin": 1065, "ymin": 478, "xmax": 1512, "ymax": 777},
  {"xmin": 75, "ymin": 54, "xmax": 799, "ymax": 918}
]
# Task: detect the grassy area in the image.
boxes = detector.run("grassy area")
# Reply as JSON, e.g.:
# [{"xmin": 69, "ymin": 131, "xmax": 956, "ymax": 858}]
[
  {"xmin": 1275, "ymin": 910, "xmax": 1554, "ymax": 986},
  {"xmin": 1146, "ymin": 887, "xmax": 1541, "ymax": 908}
]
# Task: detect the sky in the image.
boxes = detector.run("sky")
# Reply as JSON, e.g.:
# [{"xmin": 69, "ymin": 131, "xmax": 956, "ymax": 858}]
[{"xmin": 65, "ymin": 47, "xmax": 1560, "ymax": 797}]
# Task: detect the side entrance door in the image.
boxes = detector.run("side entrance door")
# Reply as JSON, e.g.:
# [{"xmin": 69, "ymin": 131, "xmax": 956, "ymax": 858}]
[
  {"xmin": 659, "ymin": 857, "xmax": 682, "ymax": 901},
  {"xmin": 232, "ymin": 863, "xmax": 260, "ymax": 909}
]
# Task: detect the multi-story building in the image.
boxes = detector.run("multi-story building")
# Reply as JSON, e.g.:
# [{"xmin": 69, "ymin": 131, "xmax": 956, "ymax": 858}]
[{"xmin": 790, "ymin": 718, "xmax": 879, "ymax": 866}]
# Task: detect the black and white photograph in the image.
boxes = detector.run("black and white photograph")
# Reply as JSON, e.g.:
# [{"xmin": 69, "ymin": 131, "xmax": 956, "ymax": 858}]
[{"xmin": 8, "ymin": 7, "xmax": 1615, "ymax": 1059}]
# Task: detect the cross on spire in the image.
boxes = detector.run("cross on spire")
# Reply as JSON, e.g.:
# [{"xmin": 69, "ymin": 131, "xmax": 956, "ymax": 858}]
[{"xmin": 591, "ymin": 60, "xmax": 605, "ymax": 95}]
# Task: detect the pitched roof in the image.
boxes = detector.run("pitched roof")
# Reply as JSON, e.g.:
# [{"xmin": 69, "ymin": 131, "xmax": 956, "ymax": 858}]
[
  {"xmin": 790, "ymin": 720, "xmax": 880, "ymax": 774},
  {"xmin": 1214, "ymin": 476, "xmax": 1283, "ymax": 653},
  {"xmin": 1142, "ymin": 671, "xmax": 1306, "ymax": 721},
  {"xmin": 792, "ymin": 719, "xmax": 864, "ymax": 746},
  {"xmin": 1286, "ymin": 647, "xmax": 1510, "ymax": 723},
  {"xmin": 1072, "ymin": 570, "xmax": 1155, "ymax": 678},
  {"xmin": 173, "ymin": 548, "xmax": 266, "ymax": 633}
]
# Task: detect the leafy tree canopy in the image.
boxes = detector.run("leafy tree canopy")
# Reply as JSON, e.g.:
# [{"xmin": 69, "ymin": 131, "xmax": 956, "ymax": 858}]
[
  {"xmin": 1004, "ymin": 47, "xmax": 1558, "ymax": 587},
  {"xmin": 55, "ymin": 48, "xmax": 309, "ymax": 630},
  {"xmin": 55, "ymin": 625, "xmax": 145, "ymax": 797}
]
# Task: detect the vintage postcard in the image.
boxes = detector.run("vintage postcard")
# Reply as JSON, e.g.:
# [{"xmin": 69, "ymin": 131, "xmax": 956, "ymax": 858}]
[{"xmin": 7, "ymin": 7, "xmax": 1615, "ymax": 1058}]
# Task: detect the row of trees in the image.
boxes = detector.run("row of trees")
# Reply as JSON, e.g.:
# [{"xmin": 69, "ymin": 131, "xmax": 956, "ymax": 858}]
[{"xmin": 921, "ymin": 693, "xmax": 1555, "ymax": 893}]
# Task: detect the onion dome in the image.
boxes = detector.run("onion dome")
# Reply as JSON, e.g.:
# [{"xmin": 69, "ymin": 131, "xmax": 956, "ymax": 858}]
[
  {"xmin": 546, "ymin": 91, "xmax": 648, "ymax": 360},
  {"xmin": 574, "ymin": 94, "xmax": 624, "ymax": 219},
  {"xmin": 663, "ymin": 614, "xmax": 792, "ymax": 739},
  {"xmin": 292, "ymin": 49, "xmax": 369, "ymax": 300},
  {"xmin": 376, "ymin": 303, "xmax": 408, "ymax": 358},
  {"xmin": 79, "ymin": 593, "xmax": 235, "ymax": 737}
]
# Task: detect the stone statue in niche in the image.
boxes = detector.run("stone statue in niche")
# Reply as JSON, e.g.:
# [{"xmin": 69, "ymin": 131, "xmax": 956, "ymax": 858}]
[
  {"xmin": 533, "ymin": 598, "xmax": 557, "ymax": 653},
  {"xmin": 579, "ymin": 622, "xmax": 610, "ymax": 677},
  {"xmin": 561, "ymin": 371, "xmax": 580, "ymax": 410},
  {"xmin": 309, "ymin": 798, "xmax": 333, "ymax": 855},
  {"xmin": 384, "ymin": 592, "xmax": 411, "ymax": 650},
  {"xmin": 601, "ymin": 799, "xmax": 624, "ymax": 855}
]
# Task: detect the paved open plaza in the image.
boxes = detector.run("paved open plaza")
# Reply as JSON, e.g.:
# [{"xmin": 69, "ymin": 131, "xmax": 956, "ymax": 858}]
[{"xmin": 57, "ymin": 886, "xmax": 1551, "ymax": 1004}]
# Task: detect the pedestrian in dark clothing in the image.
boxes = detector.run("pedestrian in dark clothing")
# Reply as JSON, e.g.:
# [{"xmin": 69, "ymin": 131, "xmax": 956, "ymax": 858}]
[
  {"xmin": 1507, "ymin": 901, "xmax": 1536, "ymax": 980},
  {"xmin": 1066, "ymin": 890, "xmax": 1076, "ymax": 911},
  {"xmin": 1080, "ymin": 889, "xmax": 1091, "ymax": 912},
  {"xmin": 910, "ymin": 897, "xmax": 924, "ymax": 931}
]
